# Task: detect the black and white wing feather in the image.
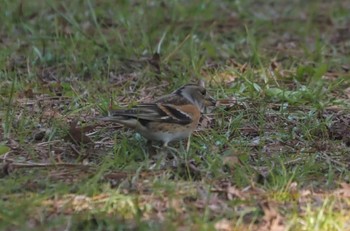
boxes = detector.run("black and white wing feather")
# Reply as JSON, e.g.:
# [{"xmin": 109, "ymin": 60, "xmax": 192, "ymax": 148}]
[{"xmin": 101, "ymin": 103, "xmax": 192, "ymax": 126}]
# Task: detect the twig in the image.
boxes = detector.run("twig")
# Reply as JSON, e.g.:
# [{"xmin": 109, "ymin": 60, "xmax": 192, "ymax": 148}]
[
  {"xmin": 2, "ymin": 151, "xmax": 11, "ymax": 164},
  {"xmin": 319, "ymin": 152, "xmax": 348, "ymax": 168},
  {"xmin": 283, "ymin": 157, "xmax": 304, "ymax": 166},
  {"xmin": 36, "ymin": 140, "xmax": 63, "ymax": 147},
  {"xmin": 3, "ymin": 162, "xmax": 95, "ymax": 170},
  {"xmin": 69, "ymin": 144, "xmax": 83, "ymax": 156}
]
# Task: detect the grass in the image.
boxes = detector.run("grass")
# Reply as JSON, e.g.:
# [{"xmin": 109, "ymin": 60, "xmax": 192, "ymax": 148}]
[{"xmin": 1, "ymin": 0, "xmax": 350, "ymax": 230}]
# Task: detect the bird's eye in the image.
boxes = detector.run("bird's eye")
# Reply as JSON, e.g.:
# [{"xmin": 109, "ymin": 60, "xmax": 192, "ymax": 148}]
[{"xmin": 200, "ymin": 89, "xmax": 206, "ymax": 95}]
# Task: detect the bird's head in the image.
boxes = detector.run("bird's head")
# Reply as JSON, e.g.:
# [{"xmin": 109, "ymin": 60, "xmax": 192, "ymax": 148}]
[{"xmin": 175, "ymin": 84, "xmax": 216, "ymax": 112}]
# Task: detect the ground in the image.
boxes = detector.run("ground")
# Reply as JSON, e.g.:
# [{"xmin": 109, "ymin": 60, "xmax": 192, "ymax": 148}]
[{"xmin": 1, "ymin": 0, "xmax": 350, "ymax": 230}]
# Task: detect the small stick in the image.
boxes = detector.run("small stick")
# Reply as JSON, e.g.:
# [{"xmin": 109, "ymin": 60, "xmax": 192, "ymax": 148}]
[{"xmin": 8, "ymin": 162, "xmax": 95, "ymax": 169}]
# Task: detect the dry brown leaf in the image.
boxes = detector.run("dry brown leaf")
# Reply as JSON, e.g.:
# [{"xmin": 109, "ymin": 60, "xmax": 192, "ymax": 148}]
[
  {"xmin": 215, "ymin": 219, "xmax": 233, "ymax": 231},
  {"xmin": 201, "ymin": 70, "xmax": 239, "ymax": 86},
  {"xmin": 334, "ymin": 182, "xmax": 350, "ymax": 198},
  {"xmin": 270, "ymin": 60, "xmax": 281, "ymax": 71},
  {"xmin": 72, "ymin": 195, "xmax": 92, "ymax": 212},
  {"xmin": 216, "ymin": 98, "xmax": 237, "ymax": 107},
  {"xmin": 222, "ymin": 154, "xmax": 241, "ymax": 171},
  {"xmin": 263, "ymin": 142, "xmax": 294, "ymax": 154},
  {"xmin": 240, "ymin": 63, "xmax": 248, "ymax": 73},
  {"xmin": 196, "ymin": 111, "xmax": 216, "ymax": 133},
  {"xmin": 33, "ymin": 129, "xmax": 47, "ymax": 141},
  {"xmin": 342, "ymin": 65, "xmax": 349, "ymax": 72},
  {"xmin": 17, "ymin": 88, "xmax": 35, "ymax": 99},
  {"xmin": 64, "ymin": 121, "xmax": 93, "ymax": 145},
  {"xmin": 259, "ymin": 201, "xmax": 285, "ymax": 231},
  {"xmin": 344, "ymin": 87, "xmax": 350, "ymax": 99},
  {"xmin": 148, "ymin": 52, "xmax": 161, "ymax": 73},
  {"xmin": 42, "ymin": 108, "xmax": 63, "ymax": 119},
  {"xmin": 103, "ymin": 172, "xmax": 129, "ymax": 182},
  {"xmin": 227, "ymin": 186, "xmax": 244, "ymax": 200}
]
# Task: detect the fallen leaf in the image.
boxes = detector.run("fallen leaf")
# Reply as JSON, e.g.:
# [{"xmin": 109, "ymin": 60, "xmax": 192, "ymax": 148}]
[
  {"xmin": 216, "ymin": 98, "xmax": 237, "ymax": 107},
  {"xmin": 148, "ymin": 52, "xmax": 161, "ymax": 73},
  {"xmin": 342, "ymin": 65, "xmax": 349, "ymax": 72},
  {"xmin": 32, "ymin": 129, "xmax": 47, "ymax": 141},
  {"xmin": 259, "ymin": 201, "xmax": 285, "ymax": 231},
  {"xmin": 42, "ymin": 108, "xmax": 63, "ymax": 119},
  {"xmin": 344, "ymin": 87, "xmax": 350, "ymax": 99},
  {"xmin": 215, "ymin": 219, "xmax": 233, "ymax": 231},
  {"xmin": 18, "ymin": 88, "xmax": 35, "ymax": 99},
  {"xmin": 103, "ymin": 172, "xmax": 129, "ymax": 182},
  {"xmin": 72, "ymin": 195, "xmax": 92, "ymax": 212},
  {"xmin": 222, "ymin": 149, "xmax": 243, "ymax": 171},
  {"xmin": 334, "ymin": 182, "xmax": 350, "ymax": 198},
  {"xmin": 270, "ymin": 60, "xmax": 280, "ymax": 71},
  {"xmin": 227, "ymin": 186, "xmax": 244, "ymax": 200},
  {"xmin": 64, "ymin": 121, "xmax": 93, "ymax": 145}
]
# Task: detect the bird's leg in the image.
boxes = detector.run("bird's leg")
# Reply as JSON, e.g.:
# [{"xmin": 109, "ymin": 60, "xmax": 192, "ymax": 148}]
[
  {"xmin": 161, "ymin": 142, "xmax": 181, "ymax": 167},
  {"xmin": 148, "ymin": 142, "xmax": 182, "ymax": 169},
  {"xmin": 146, "ymin": 140, "xmax": 157, "ymax": 157},
  {"xmin": 148, "ymin": 141, "xmax": 171, "ymax": 169},
  {"xmin": 177, "ymin": 136, "xmax": 190, "ymax": 157},
  {"xmin": 186, "ymin": 135, "xmax": 191, "ymax": 152}
]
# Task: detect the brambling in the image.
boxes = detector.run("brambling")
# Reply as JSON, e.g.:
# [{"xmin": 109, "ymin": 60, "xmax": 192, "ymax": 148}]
[{"xmin": 100, "ymin": 84, "xmax": 216, "ymax": 147}]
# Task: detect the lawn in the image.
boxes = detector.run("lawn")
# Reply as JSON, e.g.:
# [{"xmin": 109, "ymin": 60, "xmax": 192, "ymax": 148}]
[{"xmin": 1, "ymin": 0, "xmax": 350, "ymax": 230}]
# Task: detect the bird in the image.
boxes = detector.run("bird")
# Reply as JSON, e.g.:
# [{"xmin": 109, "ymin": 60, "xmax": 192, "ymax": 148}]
[{"xmin": 100, "ymin": 84, "xmax": 216, "ymax": 147}]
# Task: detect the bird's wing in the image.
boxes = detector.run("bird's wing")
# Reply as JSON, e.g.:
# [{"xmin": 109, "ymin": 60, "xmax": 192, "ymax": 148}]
[{"xmin": 104, "ymin": 103, "xmax": 192, "ymax": 125}]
